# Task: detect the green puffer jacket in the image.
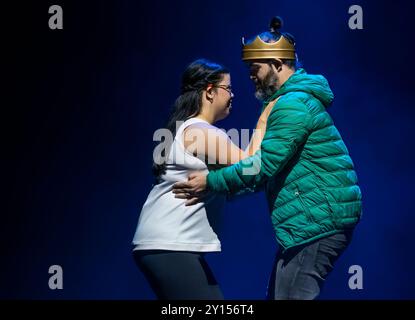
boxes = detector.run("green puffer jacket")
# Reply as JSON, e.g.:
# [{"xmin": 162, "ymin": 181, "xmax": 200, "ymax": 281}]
[{"xmin": 207, "ymin": 68, "xmax": 362, "ymax": 250}]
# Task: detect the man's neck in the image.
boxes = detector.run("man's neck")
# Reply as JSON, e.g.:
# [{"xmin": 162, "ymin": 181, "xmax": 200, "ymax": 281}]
[
  {"xmin": 276, "ymin": 68, "xmax": 295, "ymax": 90},
  {"xmin": 262, "ymin": 67, "xmax": 296, "ymax": 105}
]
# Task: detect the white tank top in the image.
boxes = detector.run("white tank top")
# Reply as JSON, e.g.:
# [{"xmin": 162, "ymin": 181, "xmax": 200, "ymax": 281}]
[{"xmin": 132, "ymin": 118, "xmax": 226, "ymax": 252}]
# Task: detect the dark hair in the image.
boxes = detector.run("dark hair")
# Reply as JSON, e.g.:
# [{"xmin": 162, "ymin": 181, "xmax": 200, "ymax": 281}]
[
  {"xmin": 152, "ymin": 59, "xmax": 229, "ymax": 177},
  {"xmin": 248, "ymin": 16, "xmax": 301, "ymax": 70}
]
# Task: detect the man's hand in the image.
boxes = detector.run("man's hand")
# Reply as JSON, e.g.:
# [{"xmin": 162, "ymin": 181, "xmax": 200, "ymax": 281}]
[{"xmin": 172, "ymin": 172, "xmax": 208, "ymax": 206}]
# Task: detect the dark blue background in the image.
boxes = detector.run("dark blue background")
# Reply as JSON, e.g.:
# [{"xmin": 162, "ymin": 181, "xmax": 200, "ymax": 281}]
[{"xmin": 3, "ymin": 0, "xmax": 415, "ymax": 299}]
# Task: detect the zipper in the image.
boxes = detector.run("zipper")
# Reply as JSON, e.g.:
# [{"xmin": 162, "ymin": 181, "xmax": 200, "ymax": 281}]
[{"xmin": 295, "ymin": 189, "xmax": 315, "ymax": 223}]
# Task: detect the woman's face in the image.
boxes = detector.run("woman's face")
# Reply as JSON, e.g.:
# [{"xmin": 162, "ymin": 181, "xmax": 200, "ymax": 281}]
[{"xmin": 212, "ymin": 73, "xmax": 234, "ymax": 121}]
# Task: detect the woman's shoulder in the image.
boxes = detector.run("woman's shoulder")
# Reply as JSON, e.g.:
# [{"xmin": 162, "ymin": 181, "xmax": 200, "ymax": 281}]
[
  {"xmin": 182, "ymin": 119, "xmax": 229, "ymax": 150},
  {"xmin": 183, "ymin": 120, "xmax": 224, "ymax": 137},
  {"xmin": 183, "ymin": 118, "xmax": 215, "ymax": 132}
]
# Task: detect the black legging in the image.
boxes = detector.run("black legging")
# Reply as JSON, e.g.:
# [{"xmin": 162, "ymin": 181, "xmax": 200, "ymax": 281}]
[{"xmin": 133, "ymin": 250, "xmax": 224, "ymax": 300}]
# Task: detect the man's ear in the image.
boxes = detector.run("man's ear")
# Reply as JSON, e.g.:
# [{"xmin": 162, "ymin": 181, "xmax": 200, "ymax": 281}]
[{"xmin": 271, "ymin": 59, "xmax": 283, "ymax": 72}]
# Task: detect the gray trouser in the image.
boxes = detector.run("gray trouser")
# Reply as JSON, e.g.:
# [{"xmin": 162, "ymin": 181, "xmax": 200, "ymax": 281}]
[{"xmin": 266, "ymin": 231, "xmax": 353, "ymax": 300}]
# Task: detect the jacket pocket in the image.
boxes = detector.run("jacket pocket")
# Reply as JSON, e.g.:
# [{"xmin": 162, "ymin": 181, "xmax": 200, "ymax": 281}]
[
  {"xmin": 320, "ymin": 188, "xmax": 337, "ymax": 228},
  {"xmin": 294, "ymin": 189, "xmax": 315, "ymax": 223},
  {"xmin": 312, "ymin": 171, "xmax": 338, "ymax": 228}
]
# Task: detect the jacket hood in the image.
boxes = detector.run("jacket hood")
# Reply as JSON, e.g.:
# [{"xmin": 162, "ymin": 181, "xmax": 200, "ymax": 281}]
[{"xmin": 269, "ymin": 68, "xmax": 334, "ymax": 108}]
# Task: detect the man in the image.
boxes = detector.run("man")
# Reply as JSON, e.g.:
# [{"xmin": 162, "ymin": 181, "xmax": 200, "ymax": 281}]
[{"xmin": 173, "ymin": 17, "xmax": 362, "ymax": 300}]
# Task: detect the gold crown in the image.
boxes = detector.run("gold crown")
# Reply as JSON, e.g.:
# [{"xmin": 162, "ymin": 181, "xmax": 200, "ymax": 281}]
[{"xmin": 242, "ymin": 34, "xmax": 296, "ymax": 61}]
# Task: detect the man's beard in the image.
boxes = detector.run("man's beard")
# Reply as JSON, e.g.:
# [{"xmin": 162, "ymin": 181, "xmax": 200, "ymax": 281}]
[{"xmin": 254, "ymin": 69, "xmax": 279, "ymax": 101}]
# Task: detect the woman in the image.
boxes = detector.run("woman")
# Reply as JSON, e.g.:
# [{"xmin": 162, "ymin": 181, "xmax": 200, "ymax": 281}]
[{"xmin": 132, "ymin": 59, "xmax": 270, "ymax": 299}]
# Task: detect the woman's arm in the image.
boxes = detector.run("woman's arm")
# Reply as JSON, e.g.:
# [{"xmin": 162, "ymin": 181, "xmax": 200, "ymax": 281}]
[
  {"xmin": 244, "ymin": 103, "xmax": 273, "ymax": 156},
  {"xmin": 182, "ymin": 103, "xmax": 275, "ymax": 166},
  {"xmin": 183, "ymin": 124, "xmax": 246, "ymax": 166}
]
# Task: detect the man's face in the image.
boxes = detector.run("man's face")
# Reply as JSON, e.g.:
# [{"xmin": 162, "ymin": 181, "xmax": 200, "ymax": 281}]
[{"xmin": 248, "ymin": 61, "xmax": 279, "ymax": 101}]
